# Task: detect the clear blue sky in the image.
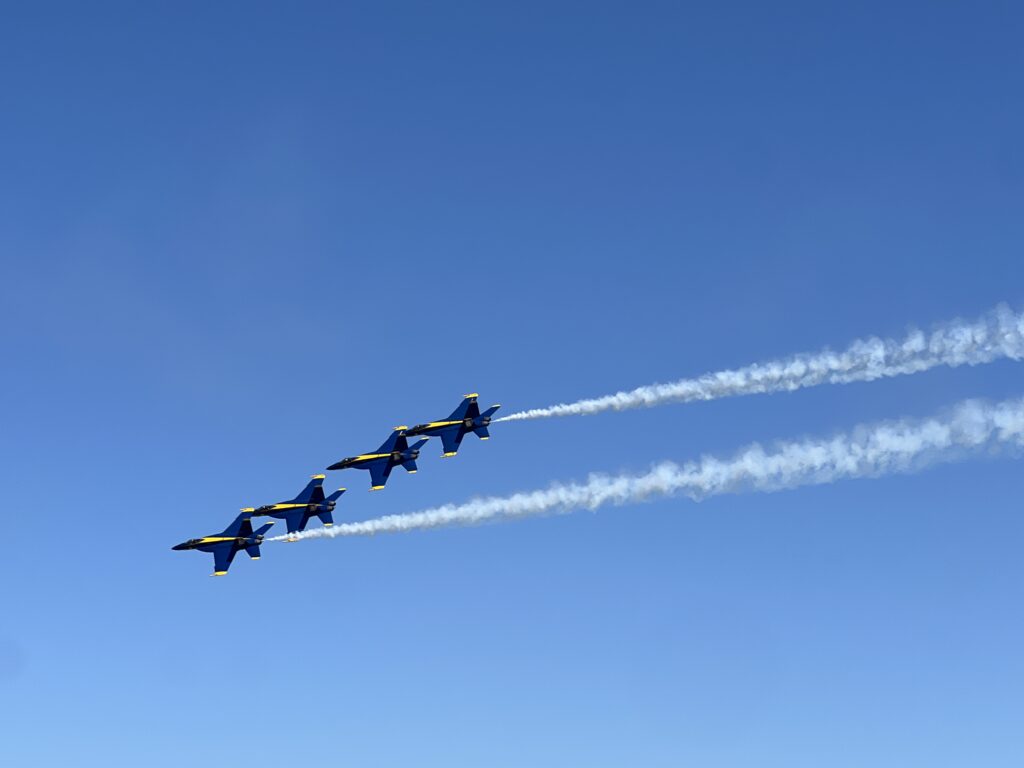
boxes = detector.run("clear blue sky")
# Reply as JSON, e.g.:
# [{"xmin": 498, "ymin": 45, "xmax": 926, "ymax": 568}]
[{"xmin": 1, "ymin": 2, "xmax": 1022, "ymax": 765}]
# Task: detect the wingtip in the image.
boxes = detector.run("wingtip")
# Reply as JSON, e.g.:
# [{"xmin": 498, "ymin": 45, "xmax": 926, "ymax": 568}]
[{"xmin": 212, "ymin": 571, "xmax": 228, "ymax": 577}]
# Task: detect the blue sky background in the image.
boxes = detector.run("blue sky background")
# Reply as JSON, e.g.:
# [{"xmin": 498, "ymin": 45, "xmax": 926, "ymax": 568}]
[{"xmin": 1, "ymin": 2, "xmax": 1022, "ymax": 765}]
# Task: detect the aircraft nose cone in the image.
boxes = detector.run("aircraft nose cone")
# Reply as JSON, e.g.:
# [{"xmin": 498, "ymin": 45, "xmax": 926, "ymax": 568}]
[{"xmin": 172, "ymin": 543, "xmax": 187, "ymax": 551}]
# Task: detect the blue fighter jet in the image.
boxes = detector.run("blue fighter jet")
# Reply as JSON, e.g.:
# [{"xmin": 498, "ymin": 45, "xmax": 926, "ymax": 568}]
[
  {"xmin": 405, "ymin": 394, "xmax": 500, "ymax": 457},
  {"xmin": 326, "ymin": 427, "xmax": 429, "ymax": 491},
  {"xmin": 172, "ymin": 512, "xmax": 274, "ymax": 576},
  {"xmin": 245, "ymin": 474, "xmax": 345, "ymax": 539}
]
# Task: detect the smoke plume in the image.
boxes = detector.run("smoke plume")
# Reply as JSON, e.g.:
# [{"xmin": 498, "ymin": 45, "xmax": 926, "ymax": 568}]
[
  {"xmin": 271, "ymin": 395, "xmax": 1024, "ymax": 541},
  {"xmin": 498, "ymin": 304, "xmax": 1024, "ymax": 421}
]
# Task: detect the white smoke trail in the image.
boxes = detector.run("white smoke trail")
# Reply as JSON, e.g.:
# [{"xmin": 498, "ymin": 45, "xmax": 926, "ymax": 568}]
[
  {"xmin": 497, "ymin": 304, "xmax": 1024, "ymax": 421},
  {"xmin": 271, "ymin": 395, "xmax": 1024, "ymax": 541}
]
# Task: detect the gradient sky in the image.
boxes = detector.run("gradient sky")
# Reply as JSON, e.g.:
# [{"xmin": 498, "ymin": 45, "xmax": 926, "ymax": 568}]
[{"xmin": 1, "ymin": 2, "xmax": 1023, "ymax": 766}]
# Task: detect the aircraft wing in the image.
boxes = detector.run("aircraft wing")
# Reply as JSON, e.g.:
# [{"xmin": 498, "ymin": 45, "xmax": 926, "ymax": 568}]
[
  {"xmin": 294, "ymin": 475, "xmax": 325, "ymax": 505},
  {"xmin": 368, "ymin": 461, "xmax": 393, "ymax": 490},
  {"xmin": 282, "ymin": 510, "xmax": 309, "ymax": 535},
  {"xmin": 440, "ymin": 428, "xmax": 466, "ymax": 456},
  {"xmin": 212, "ymin": 544, "xmax": 237, "ymax": 576},
  {"xmin": 375, "ymin": 428, "xmax": 405, "ymax": 454},
  {"xmin": 220, "ymin": 512, "xmax": 253, "ymax": 539},
  {"xmin": 447, "ymin": 395, "xmax": 479, "ymax": 421}
]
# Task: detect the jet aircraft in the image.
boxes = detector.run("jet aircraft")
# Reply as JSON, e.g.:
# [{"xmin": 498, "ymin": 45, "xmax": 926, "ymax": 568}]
[
  {"xmin": 326, "ymin": 427, "xmax": 429, "ymax": 491},
  {"xmin": 172, "ymin": 512, "xmax": 274, "ymax": 576},
  {"xmin": 245, "ymin": 474, "xmax": 345, "ymax": 539},
  {"xmin": 406, "ymin": 393, "xmax": 500, "ymax": 457}
]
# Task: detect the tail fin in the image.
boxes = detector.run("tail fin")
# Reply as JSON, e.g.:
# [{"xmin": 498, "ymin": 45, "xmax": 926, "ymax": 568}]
[
  {"xmin": 402, "ymin": 459, "xmax": 419, "ymax": 473},
  {"xmin": 325, "ymin": 488, "xmax": 346, "ymax": 504},
  {"xmin": 246, "ymin": 544, "xmax": 262, "ymax": 559},
  {"xmin": 409, "ymin": 438, "xmax": 430, "ymax": 452},
  {"xmin": 253, "ymin": 522, "xmax": 275, "ymax": 538},
  {"xmin": 316, "ymin": 510, "xmax": 335, "ymax": 527},
  {"xmin": 290, "ymin": 475, "xmax": 325, "ymax": 504},
  {"xmin": 480, "ymin": 405, "xmax": 501, "ymax": 420},
  {"xmin": 474, "ymin": 425, "xmax": 491, "ymax": 439}
]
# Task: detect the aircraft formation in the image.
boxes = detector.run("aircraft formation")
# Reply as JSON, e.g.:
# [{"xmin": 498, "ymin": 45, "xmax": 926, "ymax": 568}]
[{"xmin": 173, "ymin": 394, "xmax": 500, "ymax": 575}]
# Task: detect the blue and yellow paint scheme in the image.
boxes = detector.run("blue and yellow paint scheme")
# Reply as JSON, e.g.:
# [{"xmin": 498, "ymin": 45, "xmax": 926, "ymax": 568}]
[
  {"xmin": 172, "ymin": 512, "xmax": 274, "ymax": 576},
  {"xmin": 244, "ymin": 474, "xmax": 345, "ymax": 539},
  {"xmin": 405, "ymin": 394, "xmax": 500, "ymax": 458},
  {"xmin": 326, "ymin": 427, "xmax": 429, "ymax": 491}
]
